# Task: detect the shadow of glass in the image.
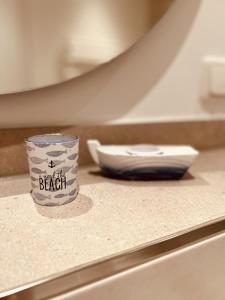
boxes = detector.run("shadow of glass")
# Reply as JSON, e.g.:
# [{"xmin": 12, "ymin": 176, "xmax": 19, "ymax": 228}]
[{"xmin": 35, "ymin": 193, "xmax": 93, "ymax": 219}]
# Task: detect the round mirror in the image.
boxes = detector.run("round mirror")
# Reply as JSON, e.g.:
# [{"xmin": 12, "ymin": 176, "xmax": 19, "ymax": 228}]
[{"xmin": 0, "ymin": 0, "xmax": 174, "ymax": 94}]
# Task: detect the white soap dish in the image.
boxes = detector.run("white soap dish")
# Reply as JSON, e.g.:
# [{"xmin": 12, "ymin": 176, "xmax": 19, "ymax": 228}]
[{"xmin": 87, "ymin": 140, "xmax": 199, "ymax": 180}]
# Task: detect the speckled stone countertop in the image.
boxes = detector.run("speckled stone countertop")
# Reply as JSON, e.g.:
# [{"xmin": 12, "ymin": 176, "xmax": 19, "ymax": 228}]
[{"xmin": 1, "ymin": 148, "xmax": 225, "ymax": 292}]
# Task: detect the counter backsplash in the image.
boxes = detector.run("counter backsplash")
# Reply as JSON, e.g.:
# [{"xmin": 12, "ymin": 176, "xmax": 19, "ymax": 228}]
[{"xmin": 1, "ymin": 120, "xmax": 225, "ymax": 176}]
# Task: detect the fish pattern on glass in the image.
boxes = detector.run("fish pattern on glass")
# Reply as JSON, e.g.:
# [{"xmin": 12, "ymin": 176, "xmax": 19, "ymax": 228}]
[
  {"xmin": 31, "ymin": 176, "xmax": 38, "ymax": 182},
  {"xmin": 46, "ymin": 150, "xmax": 67, "ymax": 157},
  {"xmin": 34, "ymin": 143, "xmax": 51, "ymax": 148},
  {"xmin": 33, "ymin": 192, "xmax": 51, "ymax": 201},
  {"xmin": 67, "ymin": 153, "xmax": 77, "ymax": 160},
  {"xmin": 30, "ymin": 157, "xmax": 48, "ymax": 164},
  {"xmin": 55, "ymin": 189, "xmax": 77, "ymax": 198},
  {"xmin": 71, "ymin": 166, "xmax": 78, "ymax": 175},
  {"xmin": 55, "ymin": 193, "xmax": 67, "ymax": 199},
  {"xmin": 63, "ymin": 196, "xmax": 77, "ymax": 205},
  {"xmin": 66, "ymin": 178, "xmax": 76, "ymax": 186},
  {"xmin": 26, "ymin": 145, "xmax": 35, "ymax": 152},
  {"xmin": 31, "ymin": 167, "xmax": 47, "ymax": 175},
  {"xmin": 31, "ymin": 182, "xmax": 38, "ymax": 189},
  {"xmin": 63, "ymin": 142, "xmax": 76, "ymax": 149},
  {"xmin": 69, "ymin": 189, "xmax": 77, "ymax": 196},
  {"xmin": 45, "ymin": 202, "xmax": 58, "ymax": 207}
]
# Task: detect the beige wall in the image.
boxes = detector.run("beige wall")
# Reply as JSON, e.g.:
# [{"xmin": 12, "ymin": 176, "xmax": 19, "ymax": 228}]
[{"xmin": 0, "ymin": 0, "xmax": 225, "ymax": 128}]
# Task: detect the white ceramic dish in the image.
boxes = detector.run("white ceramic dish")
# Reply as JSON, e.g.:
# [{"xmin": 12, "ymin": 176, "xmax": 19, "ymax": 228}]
[{"xmin": 87, "ymin": 140, "xmax": 199, "ymax": 180}]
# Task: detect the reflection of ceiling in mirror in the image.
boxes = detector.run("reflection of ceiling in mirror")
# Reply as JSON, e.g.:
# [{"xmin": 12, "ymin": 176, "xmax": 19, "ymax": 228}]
[{"xmin": 0, "ymin": 0, "xmax": 173, "ymax": 94}]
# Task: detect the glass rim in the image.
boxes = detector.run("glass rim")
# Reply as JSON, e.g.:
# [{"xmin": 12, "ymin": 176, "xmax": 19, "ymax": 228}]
[{"xmin": 25, "ymin": 133, "xmax": 79, "ymax": 145}]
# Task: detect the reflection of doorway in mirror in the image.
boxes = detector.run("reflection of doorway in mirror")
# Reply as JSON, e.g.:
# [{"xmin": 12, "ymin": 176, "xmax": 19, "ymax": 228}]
[
  {"xmin": 0, "ymin": 1, "xmax": 29, "ymax": 93},
  {"xmin": 63, "ymin": 0, "xmax": 152, "ymax": 78}
]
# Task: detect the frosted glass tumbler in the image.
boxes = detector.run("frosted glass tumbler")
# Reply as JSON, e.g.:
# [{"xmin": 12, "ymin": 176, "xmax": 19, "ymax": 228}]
[{"xmin": 25, "ymin": 133, "xmax": 79, "ymax": 206}]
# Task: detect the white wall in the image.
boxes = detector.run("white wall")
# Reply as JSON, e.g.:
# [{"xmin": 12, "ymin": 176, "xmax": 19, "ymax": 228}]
[{"xmin": 0, "ymin": 0, "xmax": 225, "ymax": 128}]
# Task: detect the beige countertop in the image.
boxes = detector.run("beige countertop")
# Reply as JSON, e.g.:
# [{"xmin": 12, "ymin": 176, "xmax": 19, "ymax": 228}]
[{"xmin": 1, "ymin": 148, "xmax": 225, "ymax": 292}]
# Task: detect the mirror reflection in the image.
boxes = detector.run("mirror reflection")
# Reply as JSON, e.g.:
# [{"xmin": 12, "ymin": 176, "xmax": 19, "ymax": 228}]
[{"xmin": 0, "ymin": 0, "xmax": 173, "ymax": 94}]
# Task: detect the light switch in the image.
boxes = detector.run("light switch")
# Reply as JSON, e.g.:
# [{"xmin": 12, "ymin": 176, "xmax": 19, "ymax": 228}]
[
  {"xmin": 210, "ymin": 61, "xmax": 225, "ymax": 96},
  {"xmin": 203, "ymin": 56, "xmax": 225, "ymax": 98}
]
